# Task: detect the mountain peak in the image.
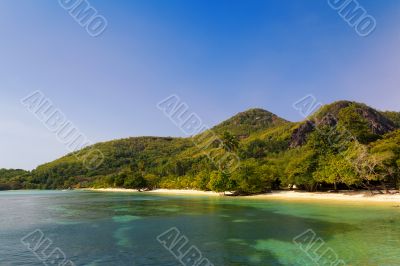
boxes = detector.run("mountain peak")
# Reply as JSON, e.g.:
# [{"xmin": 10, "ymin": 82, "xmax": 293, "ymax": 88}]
[
  {"xmin": 211, "ymin": 108, "xmax": 289, "ymax": 137},
  {"xmin": 313, "ymin": 100, "xmax": 395, "ymax": 133},
  {"xmin": 290, "ymin": 100, "xmax": 397, "ymax": 147},
  {"xmin": 313, "ymin": 100, "xmax": 360, "ymax": 119}
]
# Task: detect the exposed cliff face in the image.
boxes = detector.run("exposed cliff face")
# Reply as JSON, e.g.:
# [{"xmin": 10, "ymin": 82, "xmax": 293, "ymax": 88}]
[
  {"xmin": 382, "ymin": 111, "xmax": 400, "ymax": 128},
  {"xmin": 358, "ymin": 108, "xmax": 396, "ymax": 135},
  {"xmin": 290, "ymin": 121, "xmax": 315, "ymax": 147},
  {"xmin": 289, "ymin": 101, "xmax": 398, "ymax": 147}
]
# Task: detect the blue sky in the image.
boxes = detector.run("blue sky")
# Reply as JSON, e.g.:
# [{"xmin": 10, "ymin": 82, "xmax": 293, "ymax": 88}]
[{"xmin": 1, "ymin": 0, "xmax": 400, "ymax": 169}]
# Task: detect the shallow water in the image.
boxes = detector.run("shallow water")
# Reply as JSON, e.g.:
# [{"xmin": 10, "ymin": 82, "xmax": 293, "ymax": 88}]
[{"xmin": 0, "ymin": 190, "xmax": 399, "ymax": 265}]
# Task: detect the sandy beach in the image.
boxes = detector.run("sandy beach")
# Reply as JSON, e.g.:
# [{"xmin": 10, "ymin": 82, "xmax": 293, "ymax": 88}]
[
  {"xmin": 146, "ymin": 188, "xmax": 220, "ymax": 196},
  {"xmin": 245, "ymin": 190, "xmax": 400, "ymax": 203},
  {"xmin": 83, "ymin": 188, "xmax": 400, "ymax": 203},
  {"xmin": 84, "ymin": 188, "xmax": 140, "ymax": 193}
]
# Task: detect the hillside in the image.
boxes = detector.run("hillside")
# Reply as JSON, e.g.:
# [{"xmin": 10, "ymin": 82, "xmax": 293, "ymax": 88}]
[
  {"xmin": 0, "ymin": 169, "xmax": 29, "ymax": 190},
  {"xmin": 382, "ymin": 111, "xmax": 400, "ymax": 128},
  {"xmin": 210, "ymin": 108, "xmax": 289, "ymax": 137},
  {"xmin": 290, "ymin": 101, "xmax": 397, "ymax": 147},
  {"xmin": 3, "ymin": 101, "xmax": 400, "ymax": 194}
]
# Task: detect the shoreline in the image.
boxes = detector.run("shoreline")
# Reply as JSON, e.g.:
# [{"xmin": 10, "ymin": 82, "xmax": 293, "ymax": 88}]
[
  {"xmin": 245, "ymin": 190, "xmax": 400, "ymax": 204},
  {"xmin": 82, "ymin": 188, "xmax": 400, "ymax": 203},
  {"xmin": 84, "ymin": 188, "xmax": 220, "ymax": 196}
]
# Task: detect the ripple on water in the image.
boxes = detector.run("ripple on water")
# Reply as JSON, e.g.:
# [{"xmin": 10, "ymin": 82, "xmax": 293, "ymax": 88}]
[
  {"xmin": 113, "ymin": 226, "xmax": 133, "ymax": 248},
  {"xmin": 252, "ymin": 239, "xmax": 306, "ymax": 265},
  {"xmin": 112, "ymin": 215, "xmax": 142, "ymax": 223}
]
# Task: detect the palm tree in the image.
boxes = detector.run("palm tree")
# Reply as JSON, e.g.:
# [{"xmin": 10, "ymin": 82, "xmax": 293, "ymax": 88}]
[{"xmin": 221, "ymin": 131, "xmax": 239, "ymax": 152}]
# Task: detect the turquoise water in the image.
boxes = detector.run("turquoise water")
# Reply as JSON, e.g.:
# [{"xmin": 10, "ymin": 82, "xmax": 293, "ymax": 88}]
[{"xmin": 0, "ymin": 191, "xmax": 399, "ymax": 265}]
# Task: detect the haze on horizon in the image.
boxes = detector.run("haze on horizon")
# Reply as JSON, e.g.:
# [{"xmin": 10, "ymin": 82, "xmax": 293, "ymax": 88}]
[{"xmin": 1, "ymin": 0, "xmax": 400, "ymax": 170}]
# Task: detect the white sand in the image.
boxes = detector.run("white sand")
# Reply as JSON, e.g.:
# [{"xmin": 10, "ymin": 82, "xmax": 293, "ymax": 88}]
[
  {"xmin": 246, "ymin": 190, "xmax": 400, "ymax": 203},
  {"xmin": 84, "ymin": 188, "xmax": 139, "ymax": 192},
  {"xmin": 147, "ymin": 189, "xmax": 220, "ymax": 196},
  {"xmin": 83, "ymin": 188, "xmax": 400, "ymax": 203}
]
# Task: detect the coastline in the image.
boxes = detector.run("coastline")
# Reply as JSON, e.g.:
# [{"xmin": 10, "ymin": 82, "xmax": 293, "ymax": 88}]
[
  {"xmin": 245, "ymin": 191, "xmax": 400, "ymax": 204},
  {"xmin": 84, "ymin": 188, "xmax": 219, "ymax": 196},
  {"xmin": 82, "ymin": 188, "xmax": 400, "ymax": 203}
]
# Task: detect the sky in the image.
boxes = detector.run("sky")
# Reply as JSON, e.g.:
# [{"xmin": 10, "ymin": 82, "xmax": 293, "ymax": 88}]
[{"xmin": 1, "ymin": 0, "xmax": 400, "ymax": 170}]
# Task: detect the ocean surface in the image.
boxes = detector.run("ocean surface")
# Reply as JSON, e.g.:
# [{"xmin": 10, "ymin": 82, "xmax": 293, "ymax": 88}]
[{"xmin": 0, "ymin": 190, "xmax": 399, "ymax": 266}]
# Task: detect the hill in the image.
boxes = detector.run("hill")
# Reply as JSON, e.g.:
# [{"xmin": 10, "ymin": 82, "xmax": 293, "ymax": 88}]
[
  {"xmin": 290, "ymin": 101, "xmax": 397, "ymax": 147},
  {"xmin": 0, "ymin": 169, "xmax": 29, "ymax": 190},
  {"xmin": 3, "ymin": 101, "xmax": 400, "ymax": 194},
  {"xmin": 210, "ymin": 108, "xmax": 289, "ymax": 137},
  {"xmin": 382, "ymin": 111, "xmax": 400, "ymax": 128}
]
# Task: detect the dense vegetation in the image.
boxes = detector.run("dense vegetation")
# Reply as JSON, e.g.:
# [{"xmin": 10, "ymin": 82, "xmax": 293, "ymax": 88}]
[
  {"xmin": 3, "ymin": 101, "xmax": 400, "ymax": 194},
  {"xmin": 0, "ymin": 169, "xmax": 29, "ymax": 190}
]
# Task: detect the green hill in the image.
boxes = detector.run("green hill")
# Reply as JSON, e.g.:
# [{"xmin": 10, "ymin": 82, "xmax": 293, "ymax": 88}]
[
  {"xmin": 0, "ymin": 169, "xmax": 29, "ymax": 190},
  {"xmin": 290, "ymin": 101, "xmax": 397, "ymax": 147},
  {"xmin": 4, "ymin": 101, "xmax": 400, "ymax": 194},
  {"xmin": 382, "ymin": 111, "xmax": 400, "ymax": 128},
  {"xmin": 210, "ymin": 108, "xmax": 289, "ymax": 137}
]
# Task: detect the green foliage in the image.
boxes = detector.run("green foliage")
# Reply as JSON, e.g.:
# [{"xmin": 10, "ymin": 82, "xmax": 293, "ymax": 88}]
[
  {"xmin": 242, "ymin": 137, "xmax": 288, "ymax": 159},
  {"xmin": 313, "ymin": 153, "xmax": 358, "ymax": 188},
  {"xmin": 2, "ymin": 103, "xmax": 400, "ymax": 194},
  {"xmin": 284, "ymin": 147, "xmax": 318, "ymax": 191},
  {"xmin": 192, "ymin": 170, "xmax": 211, "ymax": 191},
  {"xmin": 124, "ymin": 174, "xmax": 146, "ymax": 190},
  {"xmin": 231, "ymin": 159, "xmax": 279, "ymax": 194},
  {"xmin": 242, "ymin": 139, "xmax": 266, "ymax": 159},
  {"xmin": 369, "ymin": 130, "xmax": 400, "ymax": 188},
  {"xmin": 221, "ymin": 131, "xmax": 239, "ymax": 152},
  {"xmin": 211, "ymin": 108, "xmax": 288, "ymax": 137},
  {"xmin": 0, "ymin": 169, "xmax": 30, "ymax": 190},
  {"xmin": 382, "ymin": 111, "xmax": 400, "ymax": 128},
  {"xmin": 208, "ymin": 171, "xmax": 231, "ymax": 192},
  {"xmin": 144, "ymin": 174, "xmax": 160, "ymax": 190},
  {"xmin": 337, "ymin": 104, "xmax": 379, "ymax": 144}
]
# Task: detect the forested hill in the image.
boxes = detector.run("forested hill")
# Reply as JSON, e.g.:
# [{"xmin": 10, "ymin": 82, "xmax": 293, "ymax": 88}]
[{"xmin": 2, "ymin": 101, "xmax": 400, "ymax": 194}]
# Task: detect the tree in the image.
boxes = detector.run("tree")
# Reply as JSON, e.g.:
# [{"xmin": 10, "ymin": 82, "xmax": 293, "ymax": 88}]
[
  {"xmin": 370, "ymin": 130, "xmax": 400, "ymax": 190},
  {"xmin": 244, "ymin": 139, "xmax": 266, "ymax": 159},
  {"xmin": 221, "ymin": 131, "xmax": 239, "ymax": 152},
  {"xmin": 231, "ymin": 159, "xmax": 274, "ymax": 194},
  {"xmin": 208, "ymin": 171, "xmax": 231, "ymax": 193},
  {"xmin": 116, "ymin": 167, "xmax": 147, "ymax": 190},
  {"xmin": 345, "ymin": 143, "xmax": 385, "ymax": 193},
  {"xmin": 193, "ymin": 170, "xmax": 211, "ymax": 190},
  {"xmin": 337, "ymin": 105, "xmax": 378, "ymax": 144},
  {"xmin": 313, "ymin": 153, "xmax": 358, "ymax": 191},
  {"xmin": 256, "ymin": 161, "xmax": 281, "ymax": 190},
  {"xmin": 304, "ymin": 123, "xmax": 359, "ymax": 191},
  {"xmin": 114, "ymin": 174, "xmax": 125, "ymax": 187},
  {"xmin": 284, "ymin": 148, "xmax": 318, "ymax": 192},
  {"xmin": 124, "ymin": 172, "xmax": 147, "ymax": 190},
  {"xmin": 144, "ymin": 174, "xmax": 160, "ymax": 190}
]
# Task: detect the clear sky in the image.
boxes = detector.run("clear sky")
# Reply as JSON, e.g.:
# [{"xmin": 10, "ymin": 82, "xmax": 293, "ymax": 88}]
[{"xmin": 1, "ymin": 0, "xmax": 400, "ymax": 170}]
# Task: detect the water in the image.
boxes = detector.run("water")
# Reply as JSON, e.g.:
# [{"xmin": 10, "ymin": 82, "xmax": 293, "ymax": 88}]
[{"xmin": 0, "ymin": 190, "xmax": 399, "ymax": 265}]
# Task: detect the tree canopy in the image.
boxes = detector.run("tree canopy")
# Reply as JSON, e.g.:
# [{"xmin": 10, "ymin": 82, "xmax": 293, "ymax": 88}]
[{"xmin": 2, "ymin": 102, "xmax": 400, "ymax": 194}]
